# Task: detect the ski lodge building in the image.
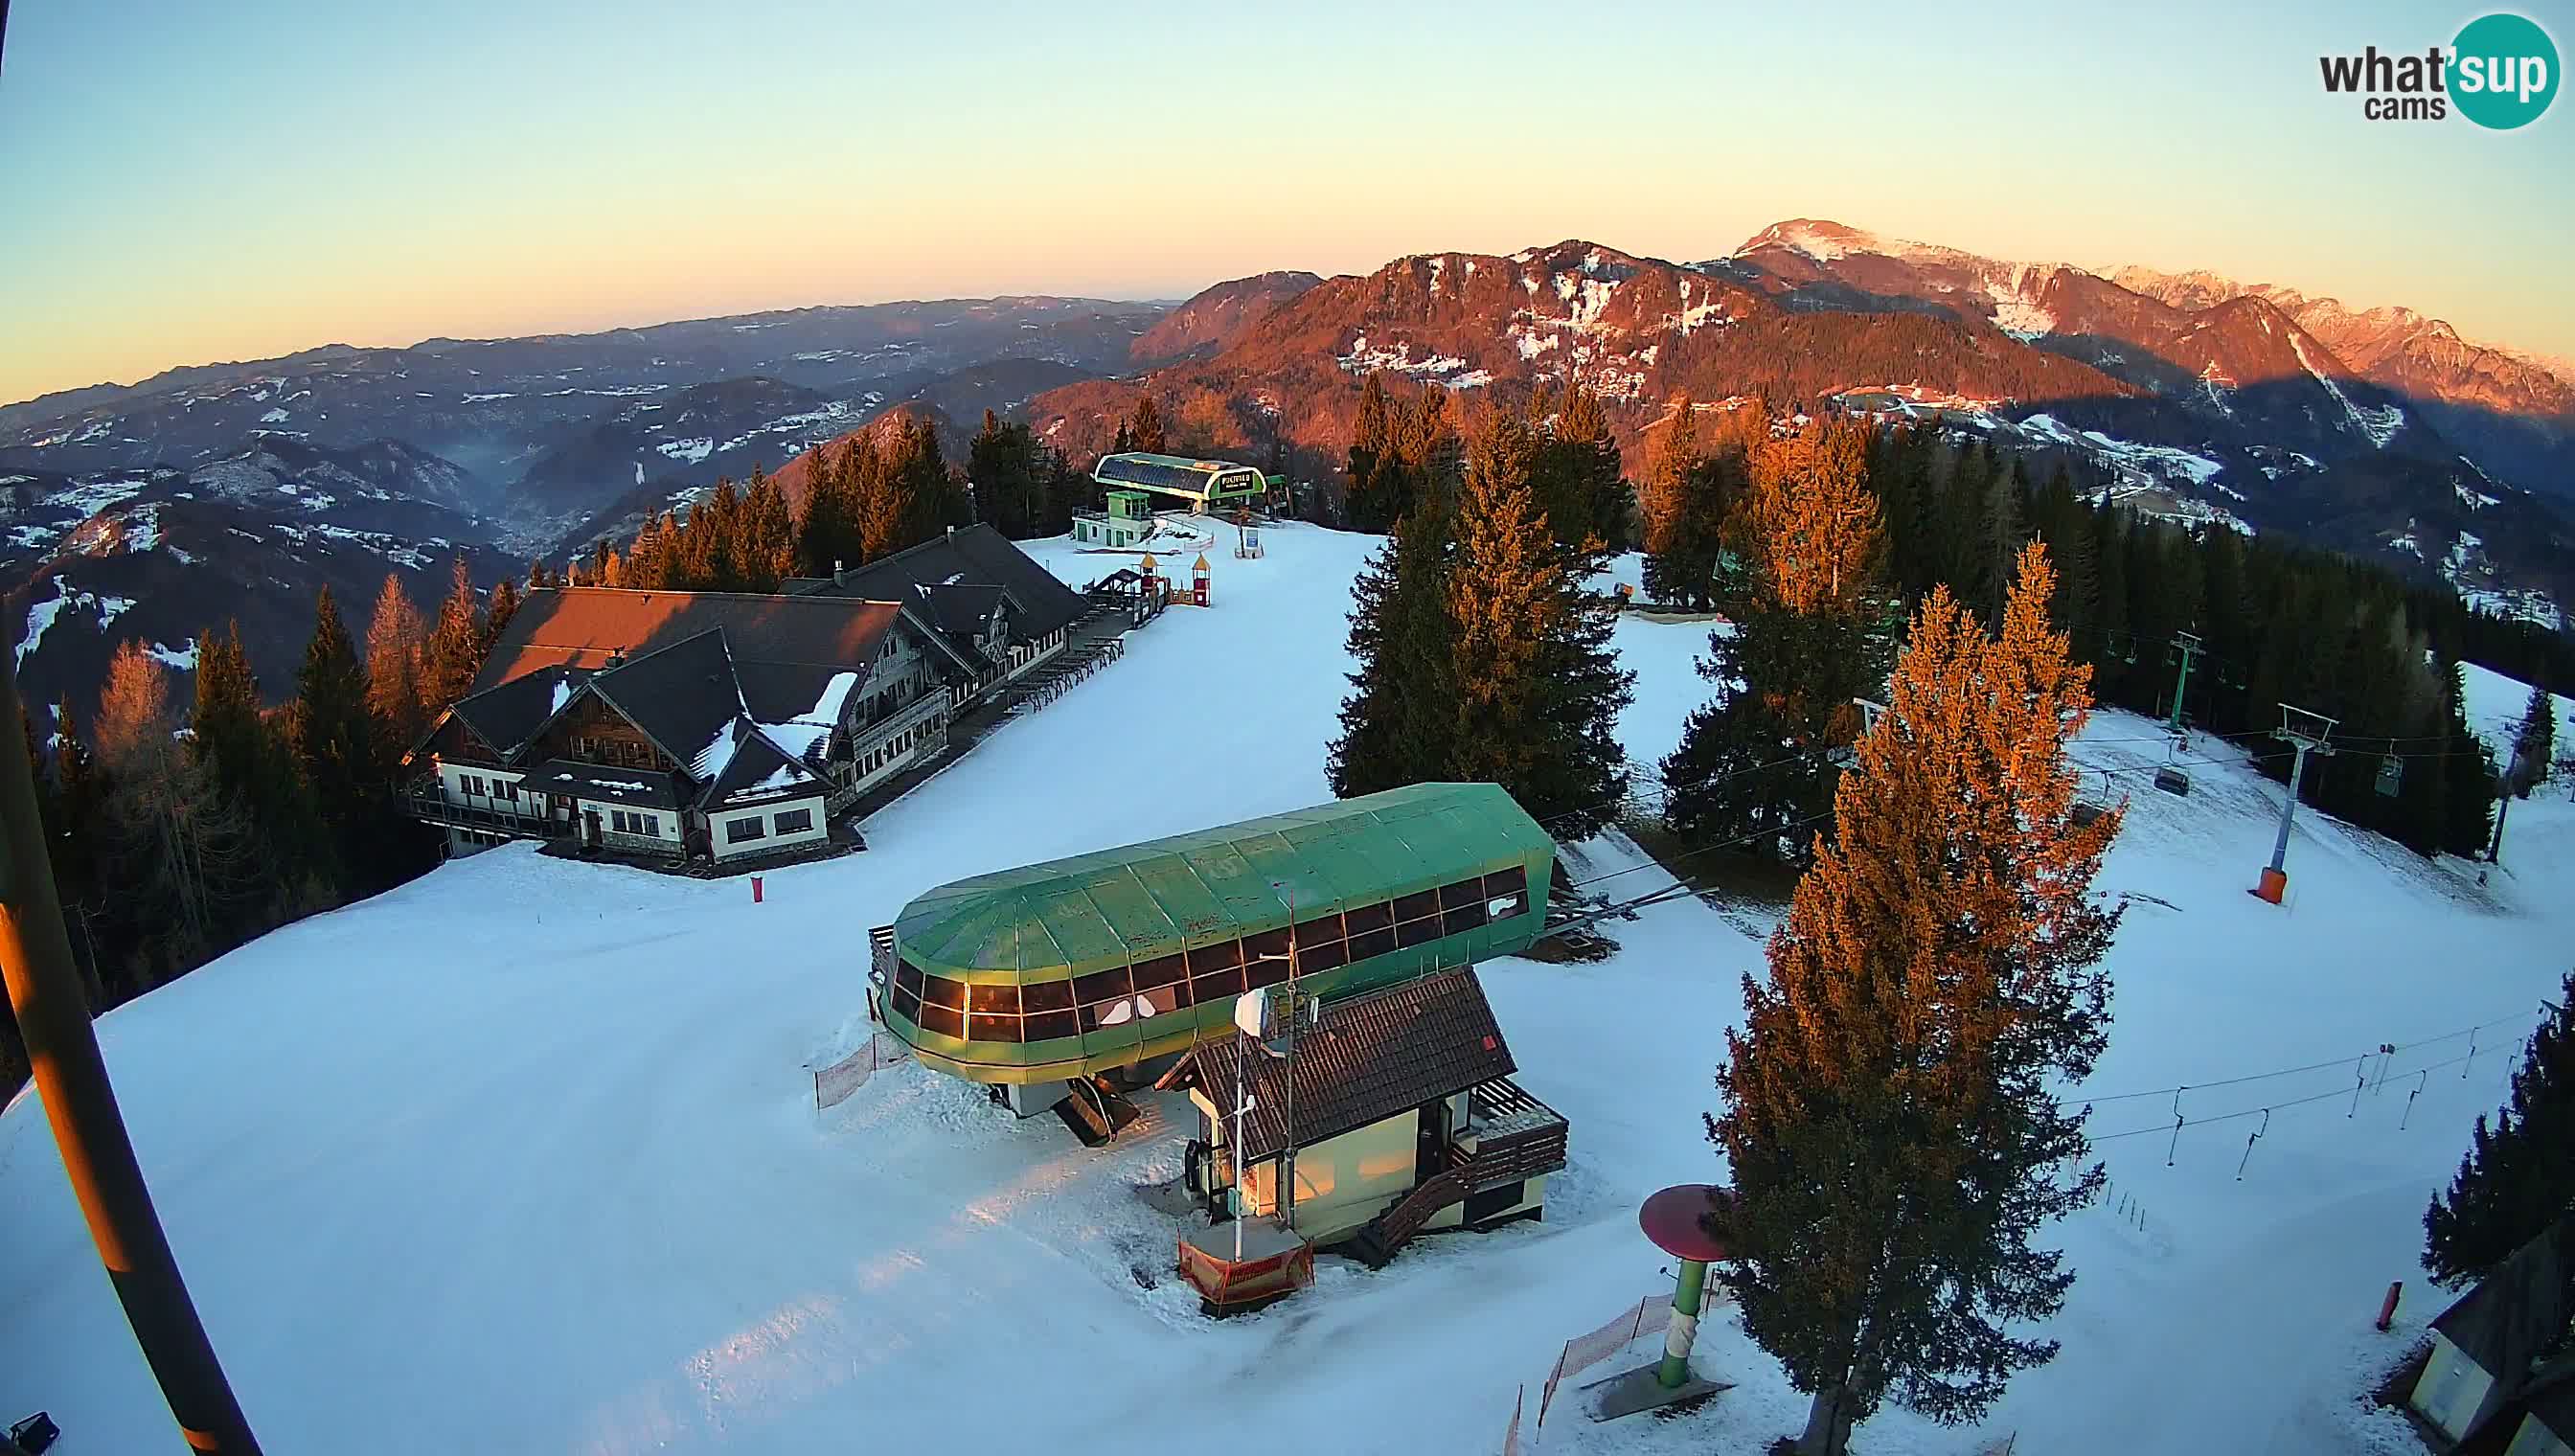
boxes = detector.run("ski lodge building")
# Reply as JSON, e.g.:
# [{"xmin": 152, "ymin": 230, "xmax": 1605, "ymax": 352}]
[{"xmin": 407, "ymin": 525, "xmax": 1086, "ymax": 864}]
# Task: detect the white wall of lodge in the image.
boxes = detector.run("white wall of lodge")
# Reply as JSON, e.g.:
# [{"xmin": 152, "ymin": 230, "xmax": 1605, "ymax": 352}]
[{"xmin": 711, "ymin": 795, "xmax": 831, "ymax": 861}]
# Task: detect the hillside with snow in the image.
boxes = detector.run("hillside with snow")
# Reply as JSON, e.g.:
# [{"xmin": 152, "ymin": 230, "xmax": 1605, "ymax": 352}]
[{"xmin": 2, "ymin": 520, "xmax": 2568, "ymax": 1455}]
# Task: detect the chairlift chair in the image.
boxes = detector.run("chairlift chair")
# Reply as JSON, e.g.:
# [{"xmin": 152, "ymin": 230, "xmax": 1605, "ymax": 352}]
[{"xmin": 2376, "ymin": 752, "xmax": 2404, "ymax": 797}]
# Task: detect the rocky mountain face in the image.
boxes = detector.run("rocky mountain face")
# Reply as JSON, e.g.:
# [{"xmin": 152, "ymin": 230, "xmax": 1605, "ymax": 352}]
[
  {"xmin": 1128, "ymin": 271, "xmax": 1323, "ymax": 366},
  {"xmin": 2111, "ymin": 264, "xmax": 2575, "ymax": 508},
  {"xmin": 2, "ymin": 297, "xmax": 1166, "ymax": 716},
  {"xmin": 1026, "ymin": 226, "xmax": 2574, "ymax": 628}
]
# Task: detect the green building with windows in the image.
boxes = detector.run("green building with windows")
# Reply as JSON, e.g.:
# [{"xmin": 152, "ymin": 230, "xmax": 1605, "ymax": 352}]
[
  {"xmin": 1090, "ymin": 451, "xmax": 1275, "ymax": 513},
  {"xmin": 871, "ymin": 784, "xmax": 1556, "ymax": 1111}
]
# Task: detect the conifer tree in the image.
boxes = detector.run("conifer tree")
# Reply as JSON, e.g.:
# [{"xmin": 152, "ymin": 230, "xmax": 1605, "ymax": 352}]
[
  {"xmin": 1664, "ymin": 419, "xmax": 1890, "ymax": 855},
  {"xmin": 1345, "ymin": 373, "xmax": 1392, "ymax": 530},
  {"xmin": 627, "ymin": 512, "xmax": 671, "ymax": 590},
  {"xmin": 1712, "ymin": 545, "xmax": 2121, "ymax": 1455},
  {"xmin": 484, "ymin": 575, "xmax": 522, "ymax": 652},
  {"xmin": 969, "ymin": 409, "xmax": 1044, "ymax": 538},
  {"xmin": 364, "ymin": 574, "xmax": 428, "ymax": 747},
  {"xmin": 797, "ymin": 439, "xmax": 864, "ymax": 577},
  {"xmin": 1327, "ymin": 495, "xmax": 1459, "ymax": 799},
  {"xmin": 1524, "ymin": 385, "xmax": 1630, "ymax": 563},
  {"xmin": 736, "ymin": 466, "xmax": 799, "ymax": 588},
  {"xmin": 293, "ymin": 586, "xmax": 412, "ymax": 896},
  {"xmin": 192, "ymin": 623, "xmax": 331, "ymax": 927},
  {"xmin": 419, "ymin": 557, "xmax": 488, "ymax": 714},
  {"xmin": 2509, "ymin": 683, "xmax": 2557, "ymax": 798},
  {"xmin": 96, "ymin": 641, "xmax": 262, "ymax": 984},
  {"xmin": 1126, "ymin": 396, "xmax": 1166, "ymax": 455},
  {"xmin": 2425, "ymin": 974, "xmax": 2574, "ymax": 1286},
  {"xmin": 1444, "ymin": 414, "xmax": 1633, "ymax": 836}
]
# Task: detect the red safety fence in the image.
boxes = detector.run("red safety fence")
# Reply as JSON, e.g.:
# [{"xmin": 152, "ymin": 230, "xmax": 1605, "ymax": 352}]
[
  {"xmin": 813, "ymin": 1031, "xmax": 909, "ymax": 1110},
  {"xmin": 1538, "ymin": 1291, "xmax": 1674, "ymax": 1428}
]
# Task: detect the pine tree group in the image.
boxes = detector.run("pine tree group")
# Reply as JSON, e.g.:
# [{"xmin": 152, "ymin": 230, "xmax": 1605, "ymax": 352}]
[
  {"xmin": 1662, "ymin": 418, "xmax": 1893, "ymax": 855},
  {"xmin": 1711, "ymin": 545, "xmax": 2122, "ymax": 1455},
  {"xmin": 1328, "ymin": 412, "xmax": 1632, "ymax": 834},
  {"xmin": 2424, "ymin": 973, "xmax": 2574, "ymax": 1287}
]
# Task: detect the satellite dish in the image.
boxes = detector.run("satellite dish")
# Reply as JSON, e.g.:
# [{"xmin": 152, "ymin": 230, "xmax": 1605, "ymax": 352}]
[{"xmin": 1233, "ymin": 989, "xmax": 1271, "ymax": 1039}]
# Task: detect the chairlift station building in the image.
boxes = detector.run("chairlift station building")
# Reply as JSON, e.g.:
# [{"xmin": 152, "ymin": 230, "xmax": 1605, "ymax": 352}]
[{"xmin": 873, "ymin": 784, "xmax": 1557, "ymax": 1101}]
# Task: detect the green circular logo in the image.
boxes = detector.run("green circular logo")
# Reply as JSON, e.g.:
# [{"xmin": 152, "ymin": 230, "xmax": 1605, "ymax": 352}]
[{"xmin": 2452, "ymin": 12, "xmax": 2559, "ymax": 129}]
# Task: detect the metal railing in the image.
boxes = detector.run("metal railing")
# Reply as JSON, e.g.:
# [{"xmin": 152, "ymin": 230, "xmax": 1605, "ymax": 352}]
[
  {"xmin": 404, "ymin": 781, "xmax": 553, "ymax": 837},
  {"xmin": 1367, "ymin": 1079, "xmax": 1568, "ymax": 1257}
]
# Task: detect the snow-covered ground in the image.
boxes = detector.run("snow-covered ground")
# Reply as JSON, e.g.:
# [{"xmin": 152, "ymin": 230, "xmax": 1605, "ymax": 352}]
[{"xmin": 2, "ymin": 521, "xmax": 2568, "ymax": 1455}]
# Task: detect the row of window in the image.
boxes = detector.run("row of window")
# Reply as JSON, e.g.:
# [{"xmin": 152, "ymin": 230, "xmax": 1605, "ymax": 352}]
[
  {"xmin": 723, "ymin": 806, "xmax": 817, "ymax": 844},
  {"xmin": 859, "ymin": 720, "xmax": 942, "ymax": 780},
  {"xmin": 458, "ymin": 774, "xmax": 520, "ymax": 803},
  {"xmin": 608, "ymin": 809, "xmax": 664, "ymax": 838},
  {"xmin": 887, "ymin": 863, "xmax": 1541, "ymax": 1045},
  {"xmin": 573, "ymin": 735, "xmax": 657, "ymax": 770}
]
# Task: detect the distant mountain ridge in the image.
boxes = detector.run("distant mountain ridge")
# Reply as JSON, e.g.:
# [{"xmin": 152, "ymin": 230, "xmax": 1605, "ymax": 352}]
[{"xmin": 1025, "ymin": 223, "xmax": 2575, "ymax": 628}]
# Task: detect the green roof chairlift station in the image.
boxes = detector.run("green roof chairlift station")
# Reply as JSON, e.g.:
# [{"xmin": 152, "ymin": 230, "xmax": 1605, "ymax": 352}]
[
  {"xmin": 869, "ymin": 783, "xmax": 1558, "ymax": 1114},
  {"xmin": 1090, "ymin": 452, "xmax": 1277, "ymax": 512}
]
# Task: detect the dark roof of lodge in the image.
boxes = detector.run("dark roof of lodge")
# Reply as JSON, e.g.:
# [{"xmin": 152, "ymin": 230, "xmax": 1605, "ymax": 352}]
[
  {"xmin": 585, "ymin": 628, "xmax": 747, "ymax": 778},
  {"xmin": 446, "ymin": 663, "xmax": 586, "ymax": 758},
  {"xmin": 698, "ymin": 719, "xmax": 825, "ymax": 808},
  {"xmin": 1092, "ymin": 452, "xmax": 1265, "ymax": 497},
  {"xmin": 2431, "ymin": 1217, "xmax": 2572, "ymax": 1391},
  {"xmin": 892, "ymin": 783, "xmax": 1553, "ymax": 981},
  {"xmin": 474, "ymin": 586, "xmax": 904, "ymax": 695},
  {"xmin": 519, "ymin": 759, "xmax": 686, "ymax": 811},
  {"xmin": 1157, "ymin": 967, "xmax": 1515, "ymax": 1162},
  {"xmin": 786, "ymin": 523, "xmax": 1086, "ymax": 647}
]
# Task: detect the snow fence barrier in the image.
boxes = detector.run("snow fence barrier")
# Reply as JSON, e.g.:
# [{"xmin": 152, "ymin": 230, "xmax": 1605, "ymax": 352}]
[
  {"xmin": 813, "ymin": 1032, "xmax": 910, "ymax": 1110},
  {"xmin": 1537, "ymin": 1291, "xmax": 1673, "ymax": 1428}
]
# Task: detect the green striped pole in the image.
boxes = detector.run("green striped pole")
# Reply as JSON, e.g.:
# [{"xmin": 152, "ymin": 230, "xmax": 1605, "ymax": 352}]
[{"xmin": 1657, "ymin": 1257, "xmax": 1707, "ymax": 1388}]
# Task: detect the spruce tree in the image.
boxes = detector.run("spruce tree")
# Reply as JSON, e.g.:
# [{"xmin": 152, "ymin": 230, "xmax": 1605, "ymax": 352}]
[
  {"xmin": 294, "ymin": 587, "xmax": 413, "ymax": 896},
  {"xmin": 96, "ymin": 641, "xmax": 261, "ymax": 984},
  {"xmin": 1345, "ymin": 373, "xmax": 1392, "ymax": 531},
  {"xmin": 364, "ymin": 574, "xmax": 428, "ymax": 747},
  {"xmin": 419, "ymin": 557, "xmax": 488, "ymax": 713},
  {"xmin": 1663, "ymin": 420, "xmax": 1890, "ymax": 856},
  {"xmin": 1524, "ymin": 385, "xmax": 1629, "ymax": 563},
  {"xmin": 2509, "ymin": 683, "xmax": 2557, "ymax": 798},
  {"xmin": 484, "ymin": 575, "xmax": 522, "ymax": 652},
  {"xmin": 2425, "ymin": 975, "xmax": 2574, "ymax": 1286},
  {"xmin": 1126, "ymin": 396, "xmax": 1166, "ymax": 455},
  {"xmin": 1444, "ymin": 414, "xmax": 1634, "ymax": 836},
  {"xmin": 1712, "ymin": 545, "xmax": 2121, "ymax": 1455},
  {"xmin": 192, "ymin": 623, "xmax": 332, "ymax": 928},
  {"xmin": 1328, "ymin": 491, "xmax": 1459, "ymax": 798}
]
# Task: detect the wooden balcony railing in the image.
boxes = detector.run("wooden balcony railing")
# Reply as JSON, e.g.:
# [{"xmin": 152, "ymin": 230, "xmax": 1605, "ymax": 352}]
[{"xmin": 1361, "ymin": 1078, "xmax": 1568, "ymax": 1262}]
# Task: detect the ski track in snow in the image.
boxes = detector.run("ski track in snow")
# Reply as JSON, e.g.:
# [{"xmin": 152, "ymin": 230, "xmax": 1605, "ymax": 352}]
[{"xmin": 0, "ymin": 524, "xmax": 2567, "ymax": 1456}]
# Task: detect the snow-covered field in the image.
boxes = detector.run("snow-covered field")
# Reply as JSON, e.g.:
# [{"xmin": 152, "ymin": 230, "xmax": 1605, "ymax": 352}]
[{"xmin": 2, "ymin": 522, "xmax": 2567, "ymax": 1455}]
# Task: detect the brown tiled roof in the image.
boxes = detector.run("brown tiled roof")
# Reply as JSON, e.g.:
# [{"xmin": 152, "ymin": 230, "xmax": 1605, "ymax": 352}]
[
  {"xmin": 1160, "ymin": 967, "xmax": 1515, "ymax": 1163},
  {"xmin": 475, "ymin": 587, "xmax": 906, "ymax": 693}
]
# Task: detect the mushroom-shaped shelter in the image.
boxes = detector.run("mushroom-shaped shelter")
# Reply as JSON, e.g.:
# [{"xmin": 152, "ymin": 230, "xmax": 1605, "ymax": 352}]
[{"xmin": 879, "ymin": 783, "xmax": 1557, "ymax": 1086}]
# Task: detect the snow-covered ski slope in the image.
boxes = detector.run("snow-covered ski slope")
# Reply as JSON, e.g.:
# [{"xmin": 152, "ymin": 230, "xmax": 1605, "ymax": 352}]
[{"xmin": 2, "ymin": 521, "xmax": 2566, "ymax": 1455}]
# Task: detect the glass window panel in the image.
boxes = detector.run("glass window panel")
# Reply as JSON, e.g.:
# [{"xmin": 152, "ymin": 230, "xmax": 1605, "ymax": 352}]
[
  {"xmin": 968, "ymin": 1012, "xmax": 1020, "ymax": 1043},
  {"xmin": 1348, "ymin": 927, "xmax": 1396, "ymax": 962},
  {"xmin": 1300, "ymin": 939, "xmax": 1348, "ymax": 972},
  {"xmin": 1186, "ymin": 940, "xmax": 1243, "ymax": 974},
  {"xmin": 1246, "ymin": 955, "xmax": 1291, "ymax": 990},
  {"xmin": 968, "ymin": 983, "xmax": 1020, "ymax": 1014},
  {"xmin": 921, "ymin": 975, "xmax": 968, "ymax": 1010},
  {"xmin": 1192, "ymin": 965, "xmax": 1246, "ymax": 999},
  {"xmin": 1396, "ymin": 917, "xmax": 1442, "ymax": 948},
  {"xmin": 1073, "ymin": 967, "xmax": 1132, "ymax": 1003},
  {"xmin": 1344, "ymin": 901, "xmax": 1392, "ymax": 933},
  {"xmin": 1130, "ymin": 953, "xmax": 1189, "ymax": 990},
  {"xmin": 891, "ymin": 985, "xmax": 921, "ymax": 1021},
  {"xmin": 1293, "ymin": 914, "xmax": 1345, "ymax": 948},
  {"xmin": 1020, "ymin": 979, "xmax": 1075, "ymax": 1012},
  {"xmin": 1242, "ymin": 926, "xmax": 1293, "ymax": 962},
  {"xmin": 1485, "ymin": 864, "xmax": 1526, "ymax": 897},
  {"xmin": 895, "ymin": 960, "xmax": 923, "ymax": 995},
  {"xmin": 1444, "ymin": 901, "xmax": 1490, "ymax": 936},
  {"xmin": 1023, "ymin": 1008, "xmax": 1080, "ymax": 1042},
  {"xmin": 1439, "ymin": 879, "xmax": 1484, "ymax": 910},
  {"xmin": 1394, "ymin": 890, "xmax": 1440, "ymax": 924},
  {"xmin": 916, "ymin": 1002, "xmax": 965, "ymax": 1038}
]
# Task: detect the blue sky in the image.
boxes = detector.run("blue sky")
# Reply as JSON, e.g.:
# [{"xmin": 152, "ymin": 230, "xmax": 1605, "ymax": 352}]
[{"xmin": 1, "ymin": 0, "xmax": 2568, "ymax": 403}]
